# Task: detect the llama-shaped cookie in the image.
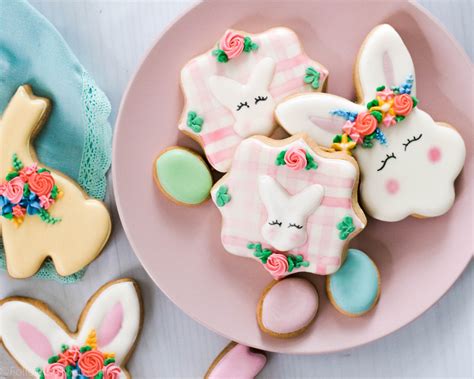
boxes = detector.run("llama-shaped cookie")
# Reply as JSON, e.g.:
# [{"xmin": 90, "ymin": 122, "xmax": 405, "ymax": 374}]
[
  {"xmin": 179, "ymin": 27, "xmax": 328, "ymax": 172},
  {"xmin": 0, "ymin": 86, "xmax": 111, "ymax": 278},
  {"xmin": 0, "ymin": 279, "xmax": 142, "ymax": 378},
  {"xmin": 275, "ymin": 24, "xmax": 466, "ymax": 222}
]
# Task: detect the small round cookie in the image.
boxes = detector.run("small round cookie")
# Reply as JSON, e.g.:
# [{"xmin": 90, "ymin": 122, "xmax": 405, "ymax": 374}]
[
  {"xmin": 326, "ymin": 248, "xmax": 381, "ymax": 317},
  {"xmin": 153, "ymin": 146, "xmax": 213, "ymax": 206},
  {"xmin": 205, "ymin": 342, "xmax": 266, "ymax": 379},
  {"xmin": 257, "ymin": 277, "xmax": 319, "ymax": 338}
]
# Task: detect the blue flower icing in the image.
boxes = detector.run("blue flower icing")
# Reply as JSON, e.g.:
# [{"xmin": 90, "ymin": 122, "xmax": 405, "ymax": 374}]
[{"xmin": 327, "ymin": 249, "xmax": 380, "ymax": 315}]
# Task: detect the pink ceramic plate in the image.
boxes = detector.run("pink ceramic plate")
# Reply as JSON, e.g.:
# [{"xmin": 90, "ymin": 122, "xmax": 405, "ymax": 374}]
[{"xmin": 113, "ymin": 0, "xmax": 473, "ymax": 353}]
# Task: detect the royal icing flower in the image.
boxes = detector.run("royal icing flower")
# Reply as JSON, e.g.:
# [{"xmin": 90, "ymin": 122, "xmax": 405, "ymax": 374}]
[
  {"xmin": 354, "ymin": 111, "xmax": 378, "ymax": 136},
  {"xmin": 265, "ymin": 253, "xmax": 289, "ymax": 278},
  {"xmin": 103, "ymin": 363, "xmax": 122, "ymax": 379},
  {"xmin": 382, "ymin": 114, "xmax": 397, "ymax": 127},
  {"xmin": 19, "ymin": 163, "xmax": 38, "ymax": 182},
  {"xmin": 58, "ymin": 346, "xmax": 80, "ymax": 366},
  {"xmin": 376, "ymin": 87, "xmax": 394, "ymax": 101},
  {"xmin": 284, "ymin": 146, "xmax": 307, "ymax": 171},
  {"xmin": 393, "ymin": 93, "xmax": 413, "ymax": 116},
  {"xmin": 43, "ymin": 363, "xmax": 66, "ymax": 379},
  {"xmin": 28, "ymin": 170, "xmax": 55, "ymax": 197},
  {"xmin": 78, "ymin": 350, "xmax": 104, "ymax": 377},
  {"xmin": 39, "ymin": 195, "xmax": 55, "ymax": 210},
  {"xmin": 342, "ymin": 120, "xmax": 362, "ymax": 143},
  {"xmin": 220, "ymin": 30, "xmax": 245, "ymax": 59},
  {"xmin": 12, "ymin": 205, "xmax": 25, "ymax": 218},
  {"xmin": 4, "ymin": 176, "xmax": 24, "ymax": 204}
]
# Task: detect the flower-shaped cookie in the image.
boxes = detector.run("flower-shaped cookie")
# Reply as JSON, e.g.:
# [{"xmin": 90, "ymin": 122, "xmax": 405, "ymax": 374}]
[{"xmin": 211, "ymin": 135, "xmax": 366, "ymax": 279}]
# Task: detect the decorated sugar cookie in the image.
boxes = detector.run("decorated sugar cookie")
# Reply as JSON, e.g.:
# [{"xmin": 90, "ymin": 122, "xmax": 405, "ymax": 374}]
[
  {"xmin": 211, "ymin": 134, "xmax": 366, "ymax": 279},
  {"xmin": 0, "ymin": 86, "xmax": 111, "ymax": 278},
  {"xmin": 275, "ymin": 24, "xmax": 466, "ymax": 222},
  {"xmin": 205, "ymin": 342, "xmax": 266, "ymax": 379},
  {"xmin": 179, "ymin": 27, "xmax": 328, "ymax": 172},
  {"xmin": 0, "ymin": 279, "xmax": 142, "ymax": 378}
]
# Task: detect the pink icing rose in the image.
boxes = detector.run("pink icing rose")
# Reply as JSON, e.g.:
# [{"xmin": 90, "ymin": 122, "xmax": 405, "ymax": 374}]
[
  {"xmin": 28, "ymin": 170, "xmax": 55, "ymax": 197},
  {"xmin": 103, "ymin": 363, "xmax": 122, "ymax": 379},
  {"xmin": 19, "ymin": 163, "xmax": 38, "ymax": 182},
  {"xmin": 12, "ymin": 205, "xmax": 26, "ymax": 217},
  {"xmin": 4, "ymin": 176, "xmax": 24, "ymax": 204},
  {"xmin": 44, "ymin": 363, "xmax": 66, "ymax": 379},
  {"xmin": 393, "ymin": 94, "xmax": 413, "ymax": 116},
  {"xmin": 220, "ymin": 30, "xmax": 245, "ymax": 59},
  {"xmin": 265, "ymin": 253, "xmax": 289, "ymax": 279},
  {"xmin": 354, "ymin": 111, "xmax": 378, "ymax": 136},
  {"xmin": 39, "ymin": 195, "xmax": 55, "ymax": 210},
  {"xmin": 284, "ymin": 147, "xmax": 307, "ymax": 171},
  {"xmin": 78, "ymin": 350, "xmax": 104, "ymax": 377}
]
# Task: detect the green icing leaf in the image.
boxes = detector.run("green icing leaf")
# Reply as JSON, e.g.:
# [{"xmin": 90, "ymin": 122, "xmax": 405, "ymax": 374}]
[
  {"xmin": 104, "ymin": 358, "xmax": 116, "ymax": 365},
  {"xmin": 275, "ymin": 150, "xmax": 287, "ymax": 166},
  {"xmin": 395, "ymin": 115, "xmax": 405, "ymax": 122},
  {"xmin": 3, "ymin": 213, "xmax": 13, "ymax": 220},
  {"xmin": 212, "ymin": 48, "xmax": 229, "ymax": 63},
  {"xmin": 305, "ymin": 151, "xmax": 318, "ymax": 170},
  {"xmin": 304, "ymin": 67, "xmax": 320, "ymax": 90},
  {"xmin": 411, "ymin": 96, "xmax": 418, "ymax": 107},
  {"xmin": 371, "ymin": 110, "xmax": 383, "ymax": 122},
  {"xmin": 48, "ymin": 355, "xmax": 59, "ymax": 364},
  {"xmin": 6, "ymin": 172, "xmax": 19, "ymax": 181},
  {"xmin": 37, "ymin": 168, "xmax": 50, "ymax": 173},
  {"xmin": 23, "ymin": 183, "xmax": 30, "ymax": 197},
  {"xmin": 248, "ymin": 243, "xmax": 272, "ymax": 263},
  {"xmin": 376, "ymin": 85, "xmax": 385, "ymax": 91},
  {"xmin": 95, "ymin": 372, "xmax": 104, "ymax": 379},
  {"xmin": 216, "ymin": 185, "xmax": 231, "ymax": 207},
  {"xmin": 332, "ymin": 134, "xmax": 342, "ymax": 143},
  {"xmin": 61, "ymin": 344, "xmax": 69, "ymax": 353},
  {"xmin": 243, "ymin": 36, "xmax": 258, "ymax": 52},
  {"xmin": 187, "ymin": 111, "xmax": 204, "ymax": 133},
  {"xmin": 39, "ymin": 208, "xmax": 62, "ymax": 224},
  {"xmin": 337, "ymin": 216, "xmax": 355, "ymax": 240},
  {"xmin": 80, "ymin": 346, "xmax": 92, "ymax": 353},
  {"xmin": 367, "ymin": 99, "xmax": 379, "ymax": 109},
  {"xmin": 12, "ymin": 154, "xmax": 24, "ymax": 171},
  {"xmin": 51, "ymin": 185, "xmax": 59, "ymax": 200}
]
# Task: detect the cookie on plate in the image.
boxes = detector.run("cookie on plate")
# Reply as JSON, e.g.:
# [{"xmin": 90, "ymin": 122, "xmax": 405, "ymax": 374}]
[
  {"xmin": 275, "ymin": 24, "xmax": 466, "ymax": 222},
  {"xmin": 179, "ymin": 27, "xmax": 328, "ymax": 172}
]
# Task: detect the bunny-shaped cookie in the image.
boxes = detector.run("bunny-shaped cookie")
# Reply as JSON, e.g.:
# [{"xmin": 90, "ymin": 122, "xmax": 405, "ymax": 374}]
[
  {"xmin": 209, "ymin": 57, "xmax": 276, "ymax": 138},
  {"xmin": 0, "ymin": 279, "xmax": 142, "ymax": 378},
  {"xmin": 0, "ymin": 86, "xmax": 111, "ymax": 278},
  {"xmin": 275, "ymin": 24, "xmax": 466, "ymax": 222}
]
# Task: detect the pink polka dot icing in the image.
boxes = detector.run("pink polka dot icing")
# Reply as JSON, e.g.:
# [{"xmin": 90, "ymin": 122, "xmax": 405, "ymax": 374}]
[
  {"xmin": 385, "ymin": 179, "xmax": 399, "ymax": 195},
  {"xmin": 428, "ymin": 146, "xmax": 441, "ymax": 163}
]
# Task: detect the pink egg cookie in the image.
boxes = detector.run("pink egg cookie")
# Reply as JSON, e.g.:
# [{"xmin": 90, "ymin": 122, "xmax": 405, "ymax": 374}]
[
  {"xmin": 179, "ymin": 27, "xmax": 328, "ymax": 172},
  {"xmin": 257, "ymin": 277, "xmax": 319, "ymax": 338},
  {"xmin": 211, "ymin": 134, "xmax": 366, "ymax": 280},
  {"xmin": 205, "ymin": 342, "xmax": 266, "ymax": 379},
  {"xmin": 275, "ymin": 24, "xmax": 466, "ymax": 222}
]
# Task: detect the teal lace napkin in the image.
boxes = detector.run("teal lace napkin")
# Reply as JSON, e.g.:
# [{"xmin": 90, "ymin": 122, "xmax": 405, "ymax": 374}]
[{"xmin": 0, "ymin": 0, "xmax": 112, "ymax": 282}]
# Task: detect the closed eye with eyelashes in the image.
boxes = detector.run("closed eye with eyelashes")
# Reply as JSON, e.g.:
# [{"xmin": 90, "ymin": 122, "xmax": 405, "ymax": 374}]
[
  {"xmin": 254, "ymin": 95, "xmax": 268, "ymax": 104},
  {"xmin": 403, "ymin": 133, "xmax": 422, "ymax": 151},
  {"xmin": 377, "ymin": 153, "xmax": 396, "ymax": 171},
  {"xmin": 236, "ymin": 101, "xmax": 250, "ymax": 111},
  {"xmin": 288, "ymin": 223, "xmax": 303, "ymax": 229},
  {"xmin": 269, "ymin": 220, "xmax": 282, "ymax": 227}
]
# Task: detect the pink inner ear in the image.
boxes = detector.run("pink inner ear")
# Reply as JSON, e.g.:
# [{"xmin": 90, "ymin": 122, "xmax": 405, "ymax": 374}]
[
  {"xmin": 308, "ymin": 115, "xmax": 346, "ymax": 134},
  {"xmin": 18, "ymin": 321, "xmax": 53, "ymax": 360},
  {"xmin": 97, "ymin": 302, "xmax": 124, "ymax": 347},
  {"xmin": 383, "ymin": 51, "xmax": 395, "ymax": 88}
]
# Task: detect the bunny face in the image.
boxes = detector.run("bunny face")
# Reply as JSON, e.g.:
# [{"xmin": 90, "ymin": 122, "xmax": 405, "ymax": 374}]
[
  {"xmin": 209, "ymin": 57, "xmax": 276, "ymax": 138},
  {"xmin": 258, "ymin": 175, "xmax": 324, "ymax": 251},
  {"xmin": 275, "ymin": 25, "xmax": 466, "ymax": 222},
  {"xmin": 0, "ymin": 280, "xmax": 141, "ymax": 378}
]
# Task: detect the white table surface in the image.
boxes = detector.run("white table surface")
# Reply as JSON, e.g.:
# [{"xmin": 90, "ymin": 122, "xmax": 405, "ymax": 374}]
[{"xmin": 1, "ymin": 1, "xmax": 472, "ymax": 378}]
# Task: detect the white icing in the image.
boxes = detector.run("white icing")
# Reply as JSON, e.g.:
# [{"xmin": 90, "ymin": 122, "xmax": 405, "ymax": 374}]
[
  {"xmin": 0, "ymin": 280, "xmax": 140, "ymax": 378},
  {"xmin": 208, "ymin": 57, "xmax": 276, "ymax": 138},
  {"xmin": 275, "ymin": 25, "xmax": 466, "ymax": 221},
  {"xmin": 258, "ymin": 175, "xmax": 324, "ymax": 251}
]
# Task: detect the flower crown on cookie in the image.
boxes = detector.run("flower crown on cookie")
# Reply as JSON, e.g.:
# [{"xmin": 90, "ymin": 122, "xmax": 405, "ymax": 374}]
[
  {"xmin": 36, "ymin": 330, "xmax": 120, "ymax": 379},
  {"xmin": 331, "ymin": 75, "xmax": 418, "ymax": 153},
  {"xmin": 212, "ymin": 30, "xmax": 259, "ymax": 63},
  {"xmin": 0, "ymin": 154, "xmax": 62, "ymax": 227}
]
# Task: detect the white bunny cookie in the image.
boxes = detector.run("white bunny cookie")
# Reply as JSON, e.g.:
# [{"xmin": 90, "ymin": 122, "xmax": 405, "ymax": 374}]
[
  {"xmin": 0, "ymin": 86, "xmax": 111, "ymax": 278},
  {"xmin": 211, "ymin": 134, "xmax": 366, "ymax": 279},
  {"xmin": 275, "ymin": 24, "xmax": 466, "ymax": 222},
  {"xmin": 0, "ymin": 279, "xmax": 142, "ymax": 378},
  {"xmin": 179, "ymin": 28, "xmax": 328, "ymax": 172}
]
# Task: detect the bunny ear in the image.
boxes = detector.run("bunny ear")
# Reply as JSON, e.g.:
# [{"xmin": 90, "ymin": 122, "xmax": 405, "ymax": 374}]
[
  {"xmin": 248, "ymin": 57, "xmax": 276, "ymax": 90},
  {"xmin": 356, "ymin": 24, "xmax": 416, "ymax": 103},
  {"xmin": 208, "ymin": 75, "xmax": 243, "ymax": 109},
  {"xmin": 290, "ymin": 184, "xmax": 325, "ymax": 217},
  {"xmin": 276, "ymin": 93, "xmax": 365, "ymax": 147},
  {"xmin": 258, "ymin": 175, "xmax": 289, "ymax": 212},
  {"xmin": 0, "ymin": 299, "xmax": 72, "ymax": 375},
  {"xmin": 77, "ymin": 280, "xmax": 142, "ymax": 365}
]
